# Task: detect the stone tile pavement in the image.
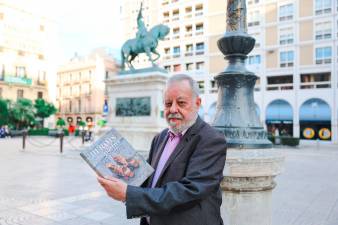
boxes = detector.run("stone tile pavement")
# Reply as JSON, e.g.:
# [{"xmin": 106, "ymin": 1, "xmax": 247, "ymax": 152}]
[{"xmin": 0, "ymin": 136, "xmax": 338, "ymax": 225}]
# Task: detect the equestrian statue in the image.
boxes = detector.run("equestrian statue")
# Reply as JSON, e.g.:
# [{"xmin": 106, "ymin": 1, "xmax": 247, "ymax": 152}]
[{"xmin": 121, "ymin": 3, "xmax": 170, "ymax": 70}]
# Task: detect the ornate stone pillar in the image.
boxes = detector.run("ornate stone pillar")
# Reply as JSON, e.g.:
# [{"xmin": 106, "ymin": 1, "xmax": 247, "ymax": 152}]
[{"xmin": 213, "ymin": 1, "xmax": 285, "ymax": 224}]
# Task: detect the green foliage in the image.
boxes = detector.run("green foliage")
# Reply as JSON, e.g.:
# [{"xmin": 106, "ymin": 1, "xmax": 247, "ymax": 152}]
[
  {"xmin": 97, "ymin": 119, "xmax": 107, "ymax": 127},
  {"xmin": 9, "ymin": 98, "xmax": 36, "ymax": 129},
  {"xmin": 268, "ymin": 135, "xmax": 299, "ymax": 146},
  {"xmin": 28, "ymin": 128, "xmax": 50, "ymax": 136},
  {"xmin": 56, "ymin": 118, "xmax": 66, "ymax": 127},
  {"xmin": 0, "ymin": 98, "xmax": 9, "ymax": 126},
  {"xmin": 281, "ymin": 137, "xmax": 299, "ymax": 146},
  {"xmin": 34, "ymin": 99, "xmax": 57, "ymax": 119}
]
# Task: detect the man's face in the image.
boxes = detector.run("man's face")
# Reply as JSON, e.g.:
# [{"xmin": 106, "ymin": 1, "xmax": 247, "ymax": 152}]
[{"xmin": 164, "ymin": 80, "xmax": 201, "ymax": 133}]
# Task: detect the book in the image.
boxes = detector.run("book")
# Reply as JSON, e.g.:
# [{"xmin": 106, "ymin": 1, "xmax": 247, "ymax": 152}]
[{"xmin": 80, "ymin": 128, "xmax": 154, "ymax": 186}]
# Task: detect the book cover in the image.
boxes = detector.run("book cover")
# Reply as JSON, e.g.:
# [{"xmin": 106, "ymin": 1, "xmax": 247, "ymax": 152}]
[{"xmin": 80, "ymin": 128, "xmax": 154, "ymax": 186}]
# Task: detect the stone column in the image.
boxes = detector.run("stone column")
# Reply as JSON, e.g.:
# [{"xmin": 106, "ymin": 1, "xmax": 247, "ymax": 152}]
[{"xmin": 212, "ymin": 1, "xmax": 285, "ymax": 224}]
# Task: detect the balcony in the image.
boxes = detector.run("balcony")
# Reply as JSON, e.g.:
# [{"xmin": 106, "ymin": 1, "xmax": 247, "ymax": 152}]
[
  {"xmin": 300, "ymin": 81, "xmax": 331, "ymax": 89},
  {"xmin": 185, "ymin": 52, "xmax": 193, "ymax": 57},
  {"xmin": 195, "ymin": 50, "xmax": 204, "ymax": 55},
  {"xmin": 172, "ymin": 53, "xmax": 181, "ymax": 58},
  {"xmin": 164, "ymin": 55, "xmax": 171, "ymax": 60},
  {"xmin": 172, "ymin": 16, "xmax": 179, "ymax": 21},
  {"xmin": 185, "ymin": 32, "xmax": 193, "ymax": 37},
  {"xmin": 266, "ymin": 83, "xmax": 293, "ymax": 91},
  {"xmin": 195, "ymin": 30, "xmax": 204, "ymax": 36},
  {"xmin": 185, "ymin": 13, "xmax": 192, "ymax": 19},
  {"xmin": 173, "ymin": 34, "xmax": 180, "ymax": 39},
  {"xmin": 195, "ymin": 11, "xmax": 203, "ymax": 17}
]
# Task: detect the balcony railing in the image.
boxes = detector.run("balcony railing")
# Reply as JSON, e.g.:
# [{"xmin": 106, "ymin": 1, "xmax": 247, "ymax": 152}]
[
  {"xmin": 300, "ymin": 81, "xmax": 331, "ymax": 89},
  {"xmin": 266, "ymin": 83, "xmax": 293, "ymax": 91},
  {"xmin": 195, "ymin": 11, "xmax": 203, "ymax": 16},
  {"xmin": 195, "ymin": 50, "xmax": 204, "ymax": 55},
  {"xmin": 195, "ymin": 30, "xmax": 204, "ymax": 36},
  {"xmin": 172, "ymin": 16, "xmax": 179, "ymax": 21}
]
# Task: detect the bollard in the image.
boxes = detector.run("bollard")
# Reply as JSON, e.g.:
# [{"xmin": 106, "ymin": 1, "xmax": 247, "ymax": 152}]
[
  {"xmin": 60, "ymin": 130, "xmax": 64, "ymax": 153},
  {"xmin": 22, "ymin": 129, "xmax": 27, "ymax": 150},
  {"xmin": 82, "ymin": 131, "xmax": 85, "ymax": 145}
]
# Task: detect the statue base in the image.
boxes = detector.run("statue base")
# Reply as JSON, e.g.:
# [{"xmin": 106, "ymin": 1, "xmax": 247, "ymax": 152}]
[
  {"xmin": 221, "ymin": 148, "xmax": 285, "ymax": 225},
  {"xmin": 104, "ymin": 70, "xmax": 168, "ymax": 152}
]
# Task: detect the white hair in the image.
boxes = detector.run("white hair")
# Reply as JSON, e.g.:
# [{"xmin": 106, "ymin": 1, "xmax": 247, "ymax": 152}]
[{"xmin": 166, "ymin": 74, "xmax": 200, "ymax": 98}]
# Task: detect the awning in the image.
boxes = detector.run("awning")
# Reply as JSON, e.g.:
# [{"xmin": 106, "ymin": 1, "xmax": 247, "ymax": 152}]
[
  {"xmin": 299, "ymin": 99, "xmax": 331, "ymax": 122},
  {"xmin": 266, "ymin": 99, "xmax": 293, "ymax": 122}
]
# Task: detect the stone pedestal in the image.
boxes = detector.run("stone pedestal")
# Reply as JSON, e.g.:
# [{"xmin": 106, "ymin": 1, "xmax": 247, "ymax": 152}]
[
  {"xmin": 105, "ymin": 70, "xmax": 168, "ymax": 152},
  {"xmin": 221, "ymin": 149, "xmax": 284, "ymax": 225}
]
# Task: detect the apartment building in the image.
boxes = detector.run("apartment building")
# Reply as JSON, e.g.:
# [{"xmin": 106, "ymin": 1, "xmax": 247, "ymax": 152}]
[
  {"xmin": 121, "ymin": 0, "xmax": 338, "ymax": 143},
  {"xmin": 56, "ymin": 48, "xmax": 118, "ymax": 127},
  {"xmin": 0, "ymin": 2, "xmax": 56, "ymax": 103}
]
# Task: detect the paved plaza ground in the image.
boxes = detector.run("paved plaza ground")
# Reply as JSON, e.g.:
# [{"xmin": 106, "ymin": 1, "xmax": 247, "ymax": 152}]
[{"xmin": 0, "ymin": 136, "xmax": 338, "ymax": 225}]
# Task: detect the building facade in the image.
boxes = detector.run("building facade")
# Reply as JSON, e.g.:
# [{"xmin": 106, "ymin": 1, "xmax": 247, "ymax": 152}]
[
  {"xmin": 0, "ymin": 2, "xmax": 56, "ymax": 103},
  {"xmin": 56, "ymin": 48, "xmax": 118, "ymax": 128},
  {"xmin": 121, "ymin": 0, "xmax": 338, "ymax": 143}
]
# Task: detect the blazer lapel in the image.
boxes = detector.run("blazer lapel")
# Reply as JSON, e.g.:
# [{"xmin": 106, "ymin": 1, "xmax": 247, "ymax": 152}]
[{"xmin": 154, "ymin": 117, "xmax": 204, "ymax": 187}]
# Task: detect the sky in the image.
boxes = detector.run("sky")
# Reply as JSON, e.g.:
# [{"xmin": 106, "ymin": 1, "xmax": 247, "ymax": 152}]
[{"xmin": 10, "ymin": 0, "xmax": 124, "ymax": 63}]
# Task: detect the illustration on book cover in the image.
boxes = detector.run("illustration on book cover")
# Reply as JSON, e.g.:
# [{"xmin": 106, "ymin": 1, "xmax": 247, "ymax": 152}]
[{"xmin": 80, "ymin": 128, "xmax": 154, "ymax": 186}]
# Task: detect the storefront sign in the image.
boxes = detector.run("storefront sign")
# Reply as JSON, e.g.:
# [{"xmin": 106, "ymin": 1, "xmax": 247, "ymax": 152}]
[
  {"xmin": 303, "ymin": 128, "xmax": 315, "ymax": 139},
  {"xmin": 318, "ymin": 128, "xmax": 331, "ymax": 140}
]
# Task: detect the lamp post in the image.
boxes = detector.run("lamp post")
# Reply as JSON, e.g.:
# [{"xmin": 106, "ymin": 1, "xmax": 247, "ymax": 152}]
[{"xmin": 214, "ymin": 1, "xmax": 284, "ymax": 225}]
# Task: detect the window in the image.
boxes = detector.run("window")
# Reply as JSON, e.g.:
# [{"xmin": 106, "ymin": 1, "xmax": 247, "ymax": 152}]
[
  {"xmin": 186, "ymin": 44, "xmax": 193, "ymax": 52},
  {"xmin": 196, "ymin": 23, "xmax": 204, "ymax": 34},
  {"xmin": 197, "ymin": 81, "xmax": 204, "ymax": 93},
  {"xmin": 196, "ymin": 62, "xmax": 204, "ymax": 70},
  {"xmin": 248, "ymin": 55, "xmax": 261, "ymax": 64},
  {"xmin": 185, "ymin": 6, "xmax": 192, "ymax": 18},
  {"xmin": 279, "ymin": 4, "xmax": 293, "ymax": 21},
  {"xmin": 280, "ymin": 51, "xmax": 294, "ymax": 67},
  {"xmin": 0, "ymin": 88, "xmax": 2, "ymax": 98},
  {"xmin": 164, "ymin": 65, "xmax": 171, "ymax": 72},
  {"xmin": 105, "ymin": 71, "xmax": 109, "ymax": 79},
  {"xmin": 16, "ymin": 66, "xmax": 26, "ymax": 77},
  {"xmin": 300, "ymin": 72, "xmax": 331, "ymax": 89},
  {"xmin": 316, "ymin": 47, "xmax": 332, "ymax": 64},
  {"xmin": 17, "ymin": 89, "xmax": 24, "ymax": 99},
  {"xmin": 163, "ymin": 12, "xmax": 169, "ymax": 23},
  {"xmin": 196, "ymin": 42, "xmax": 204, "ymax": 51},
  {"xmin": 195, "ymin": 4, "xmax": 203, "ymax": 16},
  {"xmin": 164, "ymin": 48, "xmax": 170, "ymax": 55},
  {"xmin": 315, "ymin": 21, "xmax": 331, "ymax": 40},
  {"xmin": 173, "ymin": 27, "xmax": 180, "ymax": 39},
  {"xmin": 250, "ymin": 32, "xmax": 260, "ymax": 47},
  {"xmin": 315, "ymin": 0, "xmax": 331, "ymax": 15},
  {"xmin": 186, "ymin": 63, "xmax": 194, "ymax": 71},
  {"xmin": 173, "ymin": 46, "xmax": 180, "ymax": 57},
  {"xmin": 173, "ymin": 9, "xmax": 179, "ymax": 20},
  {"xmin": 185, "ymin": 25, "xmax": 193, "ymax": 37},
  {"xmin": 173, "ymin": 64, "xmax": 181, "ymax": 72},
  {"xmin": 267, "ymin": 75, "xmax": 293, "ymax": 90},
  {"xmin": 248, "ymin": 0, "xmax": 259, "ymax": 5},
  {"xmin": 37, "ymin": 91, "xmax": 43, "ymax": 99},
  {"xmin": 280, "ymin": 27, "xmax": 294, "ymax": 45},
  {"xmin": 185, "ymin": 44, "xmax": 193, "ymax": 56},
  {"xmin": 248, "ymin": 10, "xmax": 260, "ymax": 27}
]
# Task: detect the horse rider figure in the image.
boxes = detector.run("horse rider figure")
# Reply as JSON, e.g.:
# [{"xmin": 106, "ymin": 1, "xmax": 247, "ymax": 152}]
[{"xmin": 136, "ymin": 3, "xmax": 147, "ymax": 45}]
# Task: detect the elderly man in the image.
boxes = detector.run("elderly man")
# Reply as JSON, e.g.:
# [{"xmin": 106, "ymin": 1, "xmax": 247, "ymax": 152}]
[{"xmin": 98, "ymin": 74, "xmax": 227, "ymax": 225}]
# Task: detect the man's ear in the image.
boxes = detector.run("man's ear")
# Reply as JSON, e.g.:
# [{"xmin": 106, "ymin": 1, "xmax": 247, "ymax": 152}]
[{"xmin": 195, "ymin": 97, "xmax": 201, "ymax": 108}]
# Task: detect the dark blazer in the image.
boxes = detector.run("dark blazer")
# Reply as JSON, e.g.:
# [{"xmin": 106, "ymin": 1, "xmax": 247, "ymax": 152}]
[{"xmin": 126, "ymin": 117, "xmax": 227, "ymax": 225}]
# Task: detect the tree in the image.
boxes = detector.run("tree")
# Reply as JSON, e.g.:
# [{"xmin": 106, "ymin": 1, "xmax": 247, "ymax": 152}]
[
  {"xmin": 34, "ymin": 99, "xmax": 57, "ymax": 127},
  {"xmin": 0, "ymin": 98, "xmax": 9, "ymax": 126},
  {"xmin": 9, "ymin": 98, "xmax": 36, "ymax": 129}
]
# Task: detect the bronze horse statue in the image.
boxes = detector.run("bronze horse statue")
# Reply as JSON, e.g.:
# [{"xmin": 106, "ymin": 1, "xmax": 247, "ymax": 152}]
[{"xmin": 121, "ymin": 24, "xmax": 170, "ymax": 70}]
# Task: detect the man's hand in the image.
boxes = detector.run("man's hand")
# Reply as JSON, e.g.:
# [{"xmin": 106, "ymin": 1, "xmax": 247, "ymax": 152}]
[{"xmin": 97, "ymin": 176, "xmax": 127, "ymax": 202}]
